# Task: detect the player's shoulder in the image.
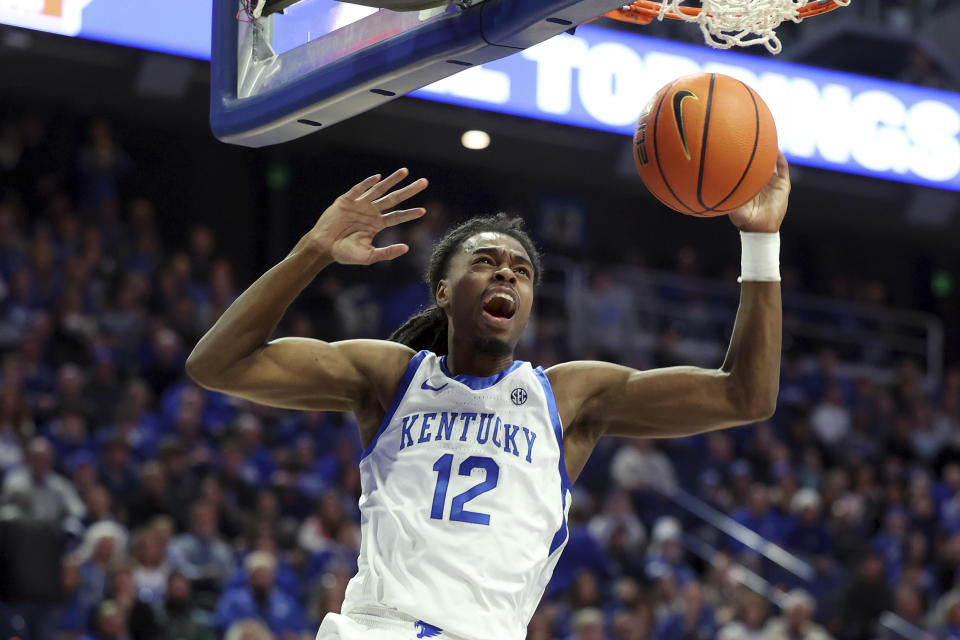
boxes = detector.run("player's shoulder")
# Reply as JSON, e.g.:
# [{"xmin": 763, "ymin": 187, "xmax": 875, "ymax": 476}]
[
  {"xmin": 321, "ymin": 340, "xmax": 421, "ymax": 437},
  {"xmin": 544, "ymin": 360, "xmax": 634, "ymax": 428},
  {"xmin": 334, "ymin": 338, "xmax": 418, "ymax": 386},
  {"xmin": 544, "ymin": 359, "xmax": 632, "ymax": 390}
]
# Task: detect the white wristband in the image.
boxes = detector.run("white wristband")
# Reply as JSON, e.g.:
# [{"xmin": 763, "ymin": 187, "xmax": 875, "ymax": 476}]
[{"xmin": 738, "ymin": 231, "xmax": 780, "ymax": 283}]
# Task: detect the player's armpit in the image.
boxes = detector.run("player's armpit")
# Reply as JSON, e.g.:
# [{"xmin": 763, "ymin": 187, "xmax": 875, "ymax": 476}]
[{"xmin": 187, "ymin": 337, "xmax": 414, "ymax": 413}]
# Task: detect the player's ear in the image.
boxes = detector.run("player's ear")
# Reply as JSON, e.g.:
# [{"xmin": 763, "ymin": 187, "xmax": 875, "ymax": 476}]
[{"xmin": 436, "ymin": 279, "xmax": 449, "ymax": 309}]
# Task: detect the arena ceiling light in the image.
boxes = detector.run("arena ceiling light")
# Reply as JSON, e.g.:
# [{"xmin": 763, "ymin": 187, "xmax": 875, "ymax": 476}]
[{"xmin": 461, "ymin": 129, "xmax": 490, "ymax": 150}]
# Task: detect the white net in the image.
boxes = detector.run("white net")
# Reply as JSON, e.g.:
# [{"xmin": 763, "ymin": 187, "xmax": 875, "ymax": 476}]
[{"xmin": 650, "ymin": 0, "xmax": 850, "ymax": 54}]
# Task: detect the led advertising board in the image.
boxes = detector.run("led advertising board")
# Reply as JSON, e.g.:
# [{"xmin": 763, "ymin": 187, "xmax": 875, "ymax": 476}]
[
  {"xmin": 417, "ymin": 27, "xmax": 960, "ymax": 191},
  {"xmin": 2, "ymin": 1, "xmax": 957, "ymax": 190}
]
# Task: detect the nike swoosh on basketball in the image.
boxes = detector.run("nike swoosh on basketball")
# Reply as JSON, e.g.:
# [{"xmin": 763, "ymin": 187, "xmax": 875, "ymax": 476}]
[
  {"xmin": 421, "ymin": 381, "xmax": 449, "ymax": 392},
  {"xmin": 672, "ymin": 89, "xmax": 698, "ymax": 161}
]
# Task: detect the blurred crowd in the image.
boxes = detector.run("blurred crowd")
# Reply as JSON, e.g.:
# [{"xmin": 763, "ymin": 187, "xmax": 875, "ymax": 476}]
[{"xmin": 0, "ymin": 114, "xmax": 958, "ymax": 640}]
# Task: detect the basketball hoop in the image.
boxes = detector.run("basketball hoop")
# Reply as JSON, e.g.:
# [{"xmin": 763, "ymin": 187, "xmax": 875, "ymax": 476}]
[{"xmin": 604, "ymin": 0, "xmax": 851, "ymax": 54}]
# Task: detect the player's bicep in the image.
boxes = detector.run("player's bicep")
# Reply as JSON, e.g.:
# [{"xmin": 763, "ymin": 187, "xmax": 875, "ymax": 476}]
[
  {"xmin": 198, "ymin": 337, "xmax": 390, "ymax": 411},
  {"xmin": 553, "ymin": 361, "xmax": 740, "ymax": 440},
  {"xmin": 598, "ymin": 365, "xmax": 743, "ymax": 437}
]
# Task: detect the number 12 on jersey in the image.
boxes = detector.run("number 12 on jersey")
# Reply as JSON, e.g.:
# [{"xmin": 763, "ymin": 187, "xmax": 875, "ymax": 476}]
[{"xmin": 430, "ymin": 454, "xmax": 500, "ymax": 525}]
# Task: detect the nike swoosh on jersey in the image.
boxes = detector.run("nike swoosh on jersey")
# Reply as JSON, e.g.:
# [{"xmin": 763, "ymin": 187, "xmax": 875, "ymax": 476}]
[{"xmin": 421, "ymin": 381, "xmax": 449, "ymax": 392}]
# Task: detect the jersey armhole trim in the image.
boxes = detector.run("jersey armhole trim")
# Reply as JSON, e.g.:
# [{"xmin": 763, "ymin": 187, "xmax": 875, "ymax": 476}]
[
  {"xmin": 359, "ymin": 349, "xmax": 429, "ymax": 461},
  {"xmin": 534, "ymin": 366, "xmax": 572, "ymax": 555}
]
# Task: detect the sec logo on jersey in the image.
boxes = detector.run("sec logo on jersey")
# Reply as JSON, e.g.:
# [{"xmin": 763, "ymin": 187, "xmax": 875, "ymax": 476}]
[{"xmin": 511, "ymin": 388, "xmax": 527, "ymax": 406}]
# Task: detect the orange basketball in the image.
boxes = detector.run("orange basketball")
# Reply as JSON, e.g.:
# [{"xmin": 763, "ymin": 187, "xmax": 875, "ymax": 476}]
[{"xmin": 633, "ymin": 72, "xmax": 778, "ymax": 217}]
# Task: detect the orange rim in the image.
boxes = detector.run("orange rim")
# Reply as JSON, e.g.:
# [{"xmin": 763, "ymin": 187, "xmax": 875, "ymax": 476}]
[{"xmin": 604, "ymin": 0, "xmax": 846, "ymax": 26}]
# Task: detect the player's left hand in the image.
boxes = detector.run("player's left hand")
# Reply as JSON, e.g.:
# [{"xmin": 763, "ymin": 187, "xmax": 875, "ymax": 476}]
[{"xmin": 728, "ymin": 152, "xmax": 790, "ymax": 233}]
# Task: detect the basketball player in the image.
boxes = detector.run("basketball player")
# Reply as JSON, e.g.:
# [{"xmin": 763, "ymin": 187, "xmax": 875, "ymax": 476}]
[{"xmin": 186, "ymin": 156, "xmax": 790, "ymax": 639}]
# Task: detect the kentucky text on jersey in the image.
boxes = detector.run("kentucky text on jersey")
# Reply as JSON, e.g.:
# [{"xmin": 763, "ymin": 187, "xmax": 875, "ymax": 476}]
[{"xmin": 397, "ymin": 411, "xmax": 537, "ymax": 463}]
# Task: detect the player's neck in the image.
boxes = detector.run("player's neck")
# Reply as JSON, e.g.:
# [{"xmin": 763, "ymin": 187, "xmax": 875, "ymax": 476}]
[{"xmin": 445, "ymin": 336, "xmax": 515, "ymax": 378}]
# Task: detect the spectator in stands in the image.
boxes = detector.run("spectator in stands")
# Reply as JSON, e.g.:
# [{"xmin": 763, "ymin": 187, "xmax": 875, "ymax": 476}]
[
  {"xmin": 152, "ymin": 571, "xmax": 215, "ymax": 640},
  {"xmin": 78, "ymin": 600, "xmax": 129, "ymax": 640},
  {"xmin": 103, "ymin": 404, "xmax": 158, "ymax": 463},
  {"xmin": 127, "ymin": 461, "xmax": 177, "ymax": 530},
  {"xmin": 652, "ymin": 573, "xmax": 682, "ymax": 626},
  {"xmin": 65, "ymin": 520, "xmax": 129, "ymax": 633},
  {"xmin": 717, "ymin": 594, "xmax": 769, "ymax": 640},
  {"xmin": 143, "ymin": 327, "xmax": 187, "ymax": 398},
  {"xmin": 108, "ymin": 565, "xmax": 161, "ymax": 640},
  {"xmin": 85, "ymin": 345, "xmax": 121, "ymax": 428},
  {"xmin": 644, "ymin": 517, "xmax": 696, "ymax": 586},
  {"xmin": 98, "ymin": 435, "xmax": 138, "ymax": 504},
  {"xmin": 75, "ymin": 119, "xmax": 132, "ymax": 210},
  {"xmin": 877, "ymin": 585, "xmax": 928, "ymax": 638},
  {"xmin": 44, "ymin": 409, "xmax": 89, "ymax": 463},
  {"xmin": 0, "ymin": 390, "xmax": 27, "ymax": 468},
  {"xmin": 214, "ymin": 550, "xmax": 309, "ymax": 638},
  {"xmin": 298, "ymin": 489, "xmax": 352, "ymax": 555},
  {"xmin": 611, "ymin": 608, "xmax": 650, "ymax": 640},
  {"xmin": 167, "ymin": 501, "xmax": 235, "ymax": 597},
  {"xmin": 908, "ymin": 497, "xmax": 937, "ymax": 554},
  {"xmin": 846, "ymin": 409, "xmax": 883, "ymax": 461},
  {"xmin": 935, "ymin": 534, "xmax": 960, "ymax": 597},
  {"xmin": 569, "ymin": 607, "xmax": 604, "ymax": 640},
  {"xmin": 826, "ymin": 494, "xmax": 870, "ymax": 573},
  {"xmin": 65, "ymin": 449, "xmax": 99, "ymax": 504},
  {"xmin": 810, "ymin": 384, "xmax": 852, "ymax": 449},
  {"xmin": 730, "ymin": 484, "xmax": 784, "ymax": 555},
  {"xmin": 610, "ymin": 438, "xmax": 678, "ymax": 494},
  {"xmin": 785, "ymin": 488, "xmax": 831, "ymax": 563},
  {"xmin": 186, "ymin": 226, "xmax": 216, "ymax": 286},
  {"xmin": 936, "ymin": 592, "xmax": 960, "ymax": 640},
  {"xmin": 653, "ymin": 581, "xmax": 716, "ymax": 640},
  {"xmin": 937, "ymin": 392, "xmax": 960, "ymax": 451},
  {"xmin": 156, "ymin": 438, "xmax": 200, "ymax": 528},
  {"xmin": 223, "ymin": 619, "xmax": 273, "ymax": 640},
  {"xmin": 245, "ymin": 488, "xmax": 285, "ymax": 544},
  {"xmin": 764, "ymin": 589, "xmax": 833, "ymax": 640},
  {"xmin": 588, "ymin": 492, "xmax": 646, "ymax": 580},
  {"xmin": 567, "ymin": 569, "xmax": 604, "ymax": 613},
  {"xmin": 197, "ymin": 474, "xmax": 244, "ymax": 541},
  {"xmin": 215, "ymin": 437, "xmax": 258, "ymax": 511},
  {"xmin": 51, "ymin": 363, "xmax": 95, "ymax": 425},
  {"xmin": 871, "ymin": 507, "xmax": 909, "ymax": 578},
  {"xmin": 82, "ymin": 483, "xmax": 114, "ymax": 527},
  {"xmin": 1, "ymin": 436, "xmax": 85, "ymax": 524},
  {"xmin": 910, "ymin": 405, "xmax": 950, "ymax": 462},
  {"xmin": 130, "ymin": 525, "xmax": 171, "ymax": 605},
  {"xmin": 835, "ymin": 552, "xmax": 894, "ymax": 639},
  {"xmin": 803, "ymin": 349, "xmax": 854, "ymax": 404},
  {"xmin": 0, "ymin": 494, "xmax": 66, "ymax": 640},
  {"xmin": 699, "ymin": 554, "xmax": 741, "ymax": 621},
  {"xmin": 233, "ymin": 412, "xmax": 274, "ymax": 487},
  {"xmin": 581, "ymin": 270, "xmax": 634, "ymax": 358}
]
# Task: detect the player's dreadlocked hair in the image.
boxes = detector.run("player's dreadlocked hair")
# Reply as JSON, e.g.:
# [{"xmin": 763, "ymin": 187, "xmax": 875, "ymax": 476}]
[{"xmin": 388, "ymin": 213, "xmax": 541, "ymax": 355}]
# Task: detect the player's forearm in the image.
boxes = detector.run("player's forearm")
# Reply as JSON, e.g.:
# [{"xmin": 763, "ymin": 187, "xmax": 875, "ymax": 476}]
[
  {"xmin": 720, "ymin": 280, "xmax": 782, "ymax": 420},
  {"xmin": 186, "ymin": 237, "xmax": 332, "ymax": 383}
]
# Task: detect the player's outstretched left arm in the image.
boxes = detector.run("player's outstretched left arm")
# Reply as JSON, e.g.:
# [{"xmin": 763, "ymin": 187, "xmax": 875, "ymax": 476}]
[{"xmin": 550, "ymin": 154, "xmax": 789, "ymax": 458}]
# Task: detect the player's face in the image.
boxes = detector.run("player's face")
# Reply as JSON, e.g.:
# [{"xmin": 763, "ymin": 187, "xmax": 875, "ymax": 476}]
[{"xmin": 438, "ymin": 232, "xmax": 535, "ymax": 354}]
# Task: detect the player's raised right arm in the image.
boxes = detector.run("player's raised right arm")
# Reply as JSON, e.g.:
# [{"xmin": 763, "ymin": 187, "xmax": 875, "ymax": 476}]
[{"xmin": 185, "ymin": 169, "xmax": 428, "ymax": 412}]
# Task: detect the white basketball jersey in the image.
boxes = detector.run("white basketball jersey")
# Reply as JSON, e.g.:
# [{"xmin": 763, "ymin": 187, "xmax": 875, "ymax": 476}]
[{"xmin": 340, "ymin": 350, "xmax": 572, "ymax": 640}]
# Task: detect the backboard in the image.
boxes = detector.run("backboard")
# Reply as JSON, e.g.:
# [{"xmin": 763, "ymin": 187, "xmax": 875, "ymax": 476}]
[{"xmin": 210, "ymin": 0, "xmax": 625, "ymax": 147}]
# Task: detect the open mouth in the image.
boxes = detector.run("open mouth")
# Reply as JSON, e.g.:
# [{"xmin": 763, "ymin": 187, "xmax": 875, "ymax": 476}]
[{"xmin": 481, "ymin": 291, "xmax": 517, "ymax": 323}]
